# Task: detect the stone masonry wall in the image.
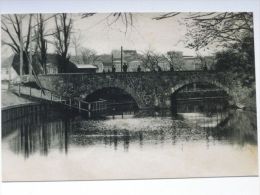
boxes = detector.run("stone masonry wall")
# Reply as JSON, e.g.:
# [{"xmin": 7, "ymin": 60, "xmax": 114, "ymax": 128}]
[{"xmin": 38, "ymin": 71, "xmax": 239, "ymax": 109}]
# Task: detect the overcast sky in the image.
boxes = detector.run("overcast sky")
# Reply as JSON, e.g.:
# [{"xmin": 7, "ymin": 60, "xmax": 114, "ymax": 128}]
[{"xmin": 1, "ymin": 13, "xmax": 222, "ymax": 59}]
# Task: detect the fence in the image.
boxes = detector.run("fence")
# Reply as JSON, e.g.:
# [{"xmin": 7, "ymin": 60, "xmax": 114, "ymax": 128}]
[{"xmin": 9, "ymin": 84, "xmax": 107, "ymax": 113}]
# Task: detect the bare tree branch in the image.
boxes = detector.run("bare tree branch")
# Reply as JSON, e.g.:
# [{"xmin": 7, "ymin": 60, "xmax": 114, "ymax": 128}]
[
  {"xmin": 153, "ymin": 12, "xmax": 180, "ymax": 20},
  {"xmin": 80, "ymin": 48, "xmax": 99, "ymax": 64},
  {"xmin": 53, "ymin": 13, "xmax": 73, "ymax": 72}
]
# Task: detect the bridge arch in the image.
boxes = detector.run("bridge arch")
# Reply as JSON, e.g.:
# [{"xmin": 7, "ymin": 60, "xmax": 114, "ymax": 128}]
[
  {"xmin": 169, "ymin": 78, "xmax": 233, "ymax": 112},
  {"xmin": 170, "ymin": 78, "xmax": 233, "ymax": 99},
  {"xmin": 80, "ymin": 86, "xmax": 143, "ymax": 109}
]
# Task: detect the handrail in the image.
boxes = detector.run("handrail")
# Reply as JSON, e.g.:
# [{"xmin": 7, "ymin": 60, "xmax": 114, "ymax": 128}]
[
  {"xmin": 178, "ymin": 89, "xmax": 225, "ymax": 93},
  {"xmin": 9, "ymin": 84, "xmax": 108, "ymax": 112},
  {"xmin": 36, "ymin": 70, "xmax": 218, "ymax": 77}
]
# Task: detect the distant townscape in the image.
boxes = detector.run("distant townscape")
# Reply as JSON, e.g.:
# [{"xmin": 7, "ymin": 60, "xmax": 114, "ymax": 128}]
[{"xmin": 1, "ymin": 48, "xmax": 215, "ymax": 81}]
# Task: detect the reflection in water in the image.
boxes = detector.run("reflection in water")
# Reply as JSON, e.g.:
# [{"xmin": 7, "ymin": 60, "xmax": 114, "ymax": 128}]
[{"xmin": 2, "ymin": 99, "xmax": 257, "ymax": 158}]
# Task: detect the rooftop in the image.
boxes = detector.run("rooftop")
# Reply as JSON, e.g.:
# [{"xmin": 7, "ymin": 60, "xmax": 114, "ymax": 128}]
[{"xmin": 75, "ymin": 64, "xmax": 98, "ymax": 69}]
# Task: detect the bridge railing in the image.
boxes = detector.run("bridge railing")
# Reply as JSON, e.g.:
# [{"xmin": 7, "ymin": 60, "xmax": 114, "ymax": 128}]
[
  {"xmin": 37, "ymin": 70, "xmax": 218, "ymax": 77},
  {"xmin": 9, "ymin": 84, "xmax": 108, "ymax": 113}
]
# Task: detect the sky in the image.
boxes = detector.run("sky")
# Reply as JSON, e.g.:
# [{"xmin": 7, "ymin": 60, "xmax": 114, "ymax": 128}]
[{"xmin": 1, "ymin": 13, "xmax": 222, "ymax": 60}]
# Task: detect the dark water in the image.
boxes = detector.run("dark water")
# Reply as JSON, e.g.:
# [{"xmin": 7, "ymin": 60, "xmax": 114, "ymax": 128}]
[{"xmin": 2, "ymin": 100, "xmax": 258, "ymax": 181}]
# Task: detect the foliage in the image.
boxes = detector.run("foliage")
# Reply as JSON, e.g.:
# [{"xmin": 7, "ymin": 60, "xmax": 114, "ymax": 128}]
[
  {"xmin": 153, "ymin": 12, "xmax": 253, "ymax": 49},
  {"xmin": 214, "ymin": 34, "xmax": 255, "ymax": 86},
  {"xmin": 184, "ymin": 12, "xmax": 254, "ymax": 50}
]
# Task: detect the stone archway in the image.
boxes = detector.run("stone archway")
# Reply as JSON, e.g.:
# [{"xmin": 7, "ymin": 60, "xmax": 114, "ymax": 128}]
[
  {"xmin": 169, "ymin": 80, "xmax": 232, "ymax": 112},
  {"xmin": 170, "ymin": 78, "xmax": 232, "ymax": 98},
  {"xmin": 80, "ymin": 86, "xmax": 144, "ymax": 109}
]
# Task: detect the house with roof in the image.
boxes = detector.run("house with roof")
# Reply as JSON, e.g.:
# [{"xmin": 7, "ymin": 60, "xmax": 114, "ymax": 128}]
[
  {"xmin": 9, "ymin": 53, "xmax": 81, "ymax": 75},
  {"xmin": 1, "ymin": 55, "xmax": 20, "ymax": 86},
  {"xmin": 74, "ymin": 64, "xmax": 98, "ymax": 73}
]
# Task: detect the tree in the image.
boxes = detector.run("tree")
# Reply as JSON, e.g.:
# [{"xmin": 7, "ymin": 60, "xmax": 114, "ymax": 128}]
[
  {"xmin": 53, "ymin": 13, "xmax": 73, "ymax": 73},
  {"xmin": 1, "ymin": 14, "xmax": 33, "ymax": 75},
  {"xmin": 154, "ymin": 12, "xmax": 255, "ymax": 82},
  {"xmin": 184, "ymin": 12, "xmax": 253, "ymax": 50},
  {"xmin": 81, "ymin": 13, "xmax": 134, "ymax": 33},
  {"xmin": 214, "ymin": 38, "xmax": 255, "ymax": 86},
  {"xmin": 80, "ymin": 48, "xmax": 99, "ymax": 64},
  {"xmin": 34, "ymin": 14, "xmax": 48, "ymax": 74},
  {"xmin": 71, "ymin": 32, "xmax": 82, "ymax": 63},
  {"xmin": 164, "ymin": 51, "xmax": 184, "ymax": 71},
  {"xmin": 140, "ymin": 50, "xmax": 162, "ymax": 71},
  {"xmin": 153, "ymin": 12, "xmax": 253, "ymax": 51},
  {"xmin": 2, "ymin": 14, "xmax": 59, "ymax": 75}
]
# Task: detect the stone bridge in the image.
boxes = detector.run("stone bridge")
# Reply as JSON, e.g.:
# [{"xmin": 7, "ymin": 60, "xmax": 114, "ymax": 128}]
[{"xmin": 37, "ymin": 71, "xmax": 241, "ymax": 109}]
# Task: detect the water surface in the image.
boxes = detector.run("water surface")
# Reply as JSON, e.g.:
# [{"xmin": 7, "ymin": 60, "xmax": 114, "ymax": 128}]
[{"xmin": 2, "ymin": 101, "xmax": 258, "ymax": 181}]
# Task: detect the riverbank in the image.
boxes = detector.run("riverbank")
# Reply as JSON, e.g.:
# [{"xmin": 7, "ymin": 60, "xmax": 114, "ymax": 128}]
[{"xmin": 234, "ymin": 85, "xmax": 256, "ymax": 112}]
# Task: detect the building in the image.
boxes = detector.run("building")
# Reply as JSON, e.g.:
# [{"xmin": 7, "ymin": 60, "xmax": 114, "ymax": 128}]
[
  {"xmin": 9, "ymin": 53, "xmax": 80, "ymax": 75},
  {"xmin": 74, "ymin": 64, "xmax": 98, "ymax": 73},
  {"xmin": 183, "ymin": 56, "xmax": 202, "ymax": 70},
  {"xmin": 202, "ymin": 56, "xmax": 216, "ymax": 70},
  {"xmin": 158, "ymin": 59, "xmax": 171, "ymax": 71},
  {"xmin": 183, "ymin": 56, "xmax": 215, "ymax": 70},
  {"xmin": 166, "ymin": 51, "xmax": 215, "ymax": 71},
  {"xmin": 111, "ymin": 49, "xmax": 142, "ymax": 72},
  {"xmin": 95, "ymin": 54, "xmax": 113, "ymax": 72},
  {"xmin": 1, "ymin": 55, "xmax": 19, "ymax": 86},
  {"xmin": 93, "ymin": 61, "xmax": 104, "ymax": 73},
  {"xmin": 46, "ymin": 62, "xmax": 58, "ymax": 74}
]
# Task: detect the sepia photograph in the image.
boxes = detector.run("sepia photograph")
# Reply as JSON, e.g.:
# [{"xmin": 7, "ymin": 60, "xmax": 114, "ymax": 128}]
[{"xmin": 1, "ymin": 12, "xmax": 258, "ymax": 182}]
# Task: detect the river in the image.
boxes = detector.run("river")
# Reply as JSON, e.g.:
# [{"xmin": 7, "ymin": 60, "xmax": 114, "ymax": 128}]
[{"xmin": 2, "ymin": 100, "xmax": 258, "ymax": 181}]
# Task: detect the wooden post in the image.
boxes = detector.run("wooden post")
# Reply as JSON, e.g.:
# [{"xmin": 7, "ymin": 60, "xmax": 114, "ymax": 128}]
[
  {"xmin": 112, "ymin": 53, "xmax": 114, "ymax": 67},
  {"xmin": 121, "ymin": 46, "xmax": 123, "ymax": 72},
  {"xmin": 19, "ymin": 16, "xmax": 24, "ymax": 78},
  {"xmin": 29, "ymin": 24, "xmax": 33, "ymax": 78},
  {"xmin": 78, "ymin": 101, "xmax": 81, "ymax": 112},
  {"xmin": 88, "ymin": 103, "xmax": 91, "ymax": 111},
  {"xmin": 69, "ymin": 98, "xmax": 72, "ymax": 108},
  {"xmin": 18, "ymin": 84, "xmax": 21, "ymax": 96},
  {"xmin": 8, "ymin": 59, "xmax": 12, "ymax": 89},
  {"xmin": 30, "ymin": 87, "xmax": 32, "ymax": 97}
]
